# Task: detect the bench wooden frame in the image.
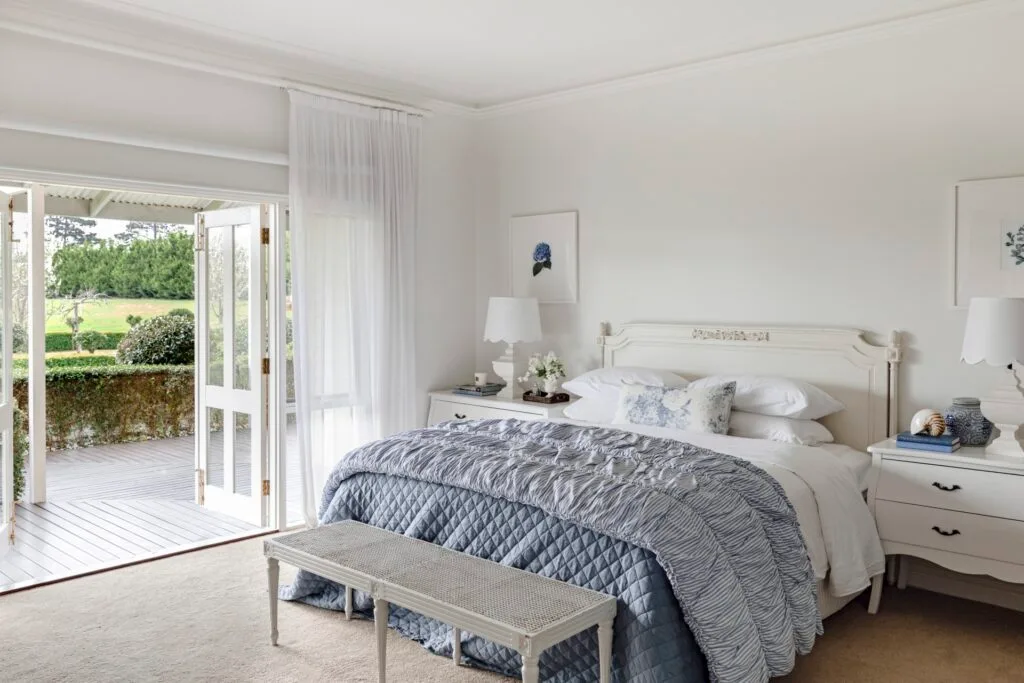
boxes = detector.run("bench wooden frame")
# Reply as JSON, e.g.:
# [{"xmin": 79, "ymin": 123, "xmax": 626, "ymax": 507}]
[{"xmin": 264, "ymin": 521, "xmax": 617, "ymax": 683}]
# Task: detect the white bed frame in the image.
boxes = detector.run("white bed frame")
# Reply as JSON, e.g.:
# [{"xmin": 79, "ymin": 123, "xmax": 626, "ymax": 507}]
[{"xmin": 598, "ymin": 322, "xmax": 903, "ymax": 454}]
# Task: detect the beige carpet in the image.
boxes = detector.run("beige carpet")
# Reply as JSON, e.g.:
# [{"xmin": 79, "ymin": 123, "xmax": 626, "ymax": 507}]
[{"xmin": 2, "ymin": 539, "xmax": 1023, "ymax": 682}]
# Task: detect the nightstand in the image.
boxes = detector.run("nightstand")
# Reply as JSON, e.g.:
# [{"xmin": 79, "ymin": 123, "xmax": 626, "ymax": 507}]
[
  {"xmin": 866, "ymin": 438, "xmax": 1024, "ymax": 613},
  {"xmin": 426, "ymin": 390, "xmax": 574, "ymax": 427}
]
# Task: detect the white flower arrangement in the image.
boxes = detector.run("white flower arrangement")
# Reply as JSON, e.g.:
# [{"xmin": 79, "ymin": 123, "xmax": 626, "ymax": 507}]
[{"xmin": 518, "ymin": 351, "xmax": 567, "ymax": 394}]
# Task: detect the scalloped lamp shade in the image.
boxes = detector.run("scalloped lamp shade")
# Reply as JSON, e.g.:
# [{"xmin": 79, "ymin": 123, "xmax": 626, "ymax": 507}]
[
  {"xmin": 961, "ymin": 297, "xmax": 1024, "ymax": 366},
  {"xmin": 483, "ymin": 297, "xmax": 541, "ymax": 344}
]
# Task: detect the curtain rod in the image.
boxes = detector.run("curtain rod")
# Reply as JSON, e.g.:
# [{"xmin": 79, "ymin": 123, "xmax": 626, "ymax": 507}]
[{"xmin": 3, "ymin": 21, "xmax": 433, "ymax": 117}]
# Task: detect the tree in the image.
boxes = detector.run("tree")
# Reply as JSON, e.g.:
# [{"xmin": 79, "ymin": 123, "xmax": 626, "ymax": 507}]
[
  {"xmin": 46, "ymin": 215, "xmax": 98, "ymax": 247},
  {"xmin": 120, "ymin": 221, "xmax": 176, "ymax": 241},
  {"xmin": 48, "ymin": 290, "xmax": 106, "ymax": 351},
  {"xmin": 51, "ymin": 232, "xmax": 194, "ymax": 299}
]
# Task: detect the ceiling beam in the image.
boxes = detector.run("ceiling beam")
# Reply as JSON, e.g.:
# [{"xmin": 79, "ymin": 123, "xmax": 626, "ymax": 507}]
[
  {"xmin": 88, "ymin": 190, "xmax": 114, "ymax": 217},
  {"xmin": 205, "ymin": 200, "xmax": 227, "ymax": 210}
]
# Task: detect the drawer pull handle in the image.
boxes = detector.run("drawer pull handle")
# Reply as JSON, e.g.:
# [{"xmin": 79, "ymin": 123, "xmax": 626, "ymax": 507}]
[
  {"xmin": 454, "ymin": 413, "xmax": 467, "ymax": 419},
  {"xmin": 931, "ymin": 526, "xmax": 961, "ymax": 537},
  {"xmin": 931, "ymin": 482, "xmax": 961, "ymax": 492}
]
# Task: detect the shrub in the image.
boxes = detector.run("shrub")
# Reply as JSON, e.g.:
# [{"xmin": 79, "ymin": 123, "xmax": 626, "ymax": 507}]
[
  {"xmin": 116, "ymin": 314, "xmax": 194, "ymax": 365},
  {"xmin": 13, "ymin": 403, "xmax": 26, "ymax": 500},
  {"xmin": 167, "ymin": 308, "xmax": 194, "ymax": 319},
  {"xmin": 75, "ymin": 330, "xmax": 109, "ymax": 353},
  {"xmin": 13, "ymin": 356, "xmax": 116, "ymax": 372},
  {"xmin": 12, "ymin": 323, "xmax": 28, "ymax": 354},
  {"xmin": 125, "ymin": 314, "xmax": 143, "ymax": 328},
  {"xmin": 13, "ymin": 365, "xmax": 194, "ymax": 451},
  {"xmin": 46, "ymin": 332, "xmax": 124, "ymax": 352}
]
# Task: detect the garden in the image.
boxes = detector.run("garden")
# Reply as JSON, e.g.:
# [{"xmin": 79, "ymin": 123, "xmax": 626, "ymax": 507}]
[{"xmin": 8, "ymin": 218, "xmax": 198, "ymax": 501}]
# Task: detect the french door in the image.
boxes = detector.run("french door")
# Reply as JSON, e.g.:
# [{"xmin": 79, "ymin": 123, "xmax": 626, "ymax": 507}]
[
  {"xmin": 1, "ymin": 193, "xmax": 15, "ymax": 556},
  {"xmin": 194, "ymin": 205, "xmax": 271, "ymax": 527}
]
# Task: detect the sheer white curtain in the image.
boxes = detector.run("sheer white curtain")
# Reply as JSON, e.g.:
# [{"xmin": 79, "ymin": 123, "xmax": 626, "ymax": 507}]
[{"xmin": 289, "ymin": 91, "xmax": 419, "ymax": 525}]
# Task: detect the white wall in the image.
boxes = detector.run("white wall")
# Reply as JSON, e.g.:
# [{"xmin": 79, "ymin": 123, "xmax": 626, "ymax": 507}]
[
  {"xmin": 0, "ymin": 30, "xmax": 478, "ymax": 424},
  {"xmin": 475, "ymin": 8, "xmax": 1024, "ymax": 423}
]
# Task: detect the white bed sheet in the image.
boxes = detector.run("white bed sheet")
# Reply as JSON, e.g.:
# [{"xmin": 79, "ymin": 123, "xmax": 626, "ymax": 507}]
[
  {"xmin": 819, "ymin": 443, "xmax": 873, "ymax": 491},
  {"xmin": 555, "ymin": 419, "xmax": 884, "ymax": 598}
]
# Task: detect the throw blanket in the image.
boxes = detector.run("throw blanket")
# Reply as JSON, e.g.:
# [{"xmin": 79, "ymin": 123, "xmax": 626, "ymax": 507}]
[{"xmin": 283, "ymin": 419, "xmax": 821, "ymax": 683}]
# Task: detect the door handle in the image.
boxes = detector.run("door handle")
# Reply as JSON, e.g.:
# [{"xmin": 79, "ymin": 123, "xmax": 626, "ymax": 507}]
[
  {"xmin": 931, "ymin": 482, "xmax": 961, "ymax": 492},
  {"xmin": 454, "ymin": 413, "xmax": 467, "ymax": 419},
  {"xmin": 931, "ymin": 526, "xmax": 961, "ymax": 537}
]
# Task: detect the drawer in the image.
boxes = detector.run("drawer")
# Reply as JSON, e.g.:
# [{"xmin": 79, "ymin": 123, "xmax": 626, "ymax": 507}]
[
  {"xmin": 875, "ymin": 500, "xmax": 1024, "ymax": 566},
  {"xmin": 876, "ymin": 459, "xmax": 1024, "ymax": 522},
  {"xmin": 427, "ymin": 399, "xmax": 540, "ymax": 427}
]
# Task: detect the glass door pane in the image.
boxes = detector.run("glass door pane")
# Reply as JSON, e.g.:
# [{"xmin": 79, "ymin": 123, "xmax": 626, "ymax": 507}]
[{"xmin": 195, "ymin": 206, "xmax": 266, "ymax": 527}]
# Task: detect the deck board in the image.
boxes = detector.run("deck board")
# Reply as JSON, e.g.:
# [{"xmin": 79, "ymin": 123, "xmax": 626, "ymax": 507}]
[{"xmin": 1, "ymin": 425, "xmax": 301, "ymax": 593}]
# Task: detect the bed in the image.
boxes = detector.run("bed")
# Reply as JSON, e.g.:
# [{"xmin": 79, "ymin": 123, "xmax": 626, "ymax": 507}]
[{"xmin": 283, "ymin": 322, "xmax": 901, "ymax": 683}]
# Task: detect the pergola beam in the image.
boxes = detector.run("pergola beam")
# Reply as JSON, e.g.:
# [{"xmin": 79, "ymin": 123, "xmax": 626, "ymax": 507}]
[
  {"xmin": 206, "ymin": 200, "xmax": 227, "ymax": 211},
  {"xmin": 88, "ymin": 190, "xmax": 114, "ymax": 217}
]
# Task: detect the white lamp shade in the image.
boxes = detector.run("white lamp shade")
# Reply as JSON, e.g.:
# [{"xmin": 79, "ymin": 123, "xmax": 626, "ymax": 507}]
[
  {"xmin": 961, "ymin": 297, "xmax": 1024, "ymax": 366},
  {"xmin": 483, "ymin": 297, "xmax": 542, "ymax": 344}
]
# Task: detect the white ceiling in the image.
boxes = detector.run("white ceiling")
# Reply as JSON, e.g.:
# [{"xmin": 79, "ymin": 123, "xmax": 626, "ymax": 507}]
[{"xmin": 63, "ymin": 0, "xmax": 985, "ymax": 107}]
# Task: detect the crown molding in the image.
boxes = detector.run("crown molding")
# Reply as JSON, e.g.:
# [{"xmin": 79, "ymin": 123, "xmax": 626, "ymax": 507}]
[
  {"xmin": 1, "ymin": 0, "xmax": 1018, "ymax": 121},
  {"xmin": 474, "ymin": 0, "xmax": 1020, "ymax": 118},
  {"xmin": 0, "ymin": 0, "xmax": 476, "ymax": 117}
]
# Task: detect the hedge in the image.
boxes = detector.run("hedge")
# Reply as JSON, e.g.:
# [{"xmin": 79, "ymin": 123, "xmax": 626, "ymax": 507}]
[
  {"xmin": 13, "ymin": 365, "xmax": 195, "ymax": 451},
  {"xmin": 13, "ymin": 356, "xmax": 117, "ymax": 371},
  {"xmin": 46, "ymin": 332, "xmax": 125, "ymax": 352}
]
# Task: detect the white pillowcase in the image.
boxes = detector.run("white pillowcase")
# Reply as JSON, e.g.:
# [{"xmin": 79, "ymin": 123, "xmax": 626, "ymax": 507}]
[
  {"xmin": 728, "ymin": 411, "xmax": 835, "ymax": 446},
  {"xmin": 689, "ymin": 375, "xmax": 844, "ymax": 420},
  {"xmin": 562, "ymin": 367, "xmax": 688, "ymax": 402},
  {"xmin": 562, "ymin": 396, "xmax": 618, "ymax": 423}
]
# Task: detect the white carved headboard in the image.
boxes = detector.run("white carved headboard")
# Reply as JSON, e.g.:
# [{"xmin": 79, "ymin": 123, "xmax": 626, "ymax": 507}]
[{"xmin": 598, "ymin": 322, "xmax": 902, "ymax": 451}]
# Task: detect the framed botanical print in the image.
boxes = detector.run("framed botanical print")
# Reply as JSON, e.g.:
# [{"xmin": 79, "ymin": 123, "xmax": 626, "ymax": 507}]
[
  {"xmin": 953, "ymin": 177, "xmax": 1024, "ymax": 308},
  {"xmin": 510, "ymin": 211, "xmax": 578, "ymax": 304}
]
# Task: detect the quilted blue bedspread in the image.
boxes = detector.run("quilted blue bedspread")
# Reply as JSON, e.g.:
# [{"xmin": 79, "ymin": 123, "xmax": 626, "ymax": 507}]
[{"xmin": 282, "ymin": 419, "xmax": 821, "ymax": 683}]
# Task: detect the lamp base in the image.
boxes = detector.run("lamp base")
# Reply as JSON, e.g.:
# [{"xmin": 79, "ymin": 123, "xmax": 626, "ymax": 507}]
[
  {"xmin": 492, "ymin": 343, "xmax": 519, "ymax": 400},
  {"xmin": 982, "ymin": 366, "xmax": 1024, "ymax": 459}
]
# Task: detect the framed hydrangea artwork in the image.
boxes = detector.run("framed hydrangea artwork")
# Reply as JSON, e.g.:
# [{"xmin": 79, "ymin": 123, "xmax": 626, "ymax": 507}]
[
  {"xmin": 953, "ymin": 177, "xmax": 1024, "ymax": 308},
  {"xmin": 510, "ymin": 211, "xmax": 578, "ymax": 304}
]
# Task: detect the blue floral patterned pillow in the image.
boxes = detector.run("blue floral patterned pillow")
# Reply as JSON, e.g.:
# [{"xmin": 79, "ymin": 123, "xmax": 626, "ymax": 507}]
[{"xmin": 613, "ymin": 382, "xmax": 737, "ymax": 434}]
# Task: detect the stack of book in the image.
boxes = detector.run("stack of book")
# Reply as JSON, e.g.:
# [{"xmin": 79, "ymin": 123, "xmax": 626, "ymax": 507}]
[
  {"xmin": 452, "ymin": 383, "xmax": 504, "ymax": 397},
  {"xmin": 896, "ymin": 431, "xmax": 961, "ymax": 453}
]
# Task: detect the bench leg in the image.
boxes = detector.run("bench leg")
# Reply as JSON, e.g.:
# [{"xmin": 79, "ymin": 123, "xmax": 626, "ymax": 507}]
[
  {"xmin": 868, "ymin": 573, "xmax": 883, "ymax": 615},
  {"xmin": 598, "ymin": 618, "xmax": 613, "ymax": 683},
  {"xmin": 374, "ymin": 598, "xmax": 388, "ymax": 683},
  {"xmin": 522, "ymin": 653, "xmax": 539, "ymax": 683},
  {"xmin": 345, "ymin": 586, "xmax": 353, "ymax": 620},
  {"xmin": 452, "ymin": 627, "xmax": 462, "ymax": 666},
  {"xmin": 266, "ymin": 557, "xmax": 279, "ymax": 646}
]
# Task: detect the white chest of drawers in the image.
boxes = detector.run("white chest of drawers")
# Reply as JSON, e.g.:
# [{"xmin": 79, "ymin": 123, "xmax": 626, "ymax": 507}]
[
  {"xmin": 867, "ymin": 438, "xmax": 1024, "ymax": 610},
  {"xmin": 426, "ymin": 390, "xmax": 574, "ymax": 427}
]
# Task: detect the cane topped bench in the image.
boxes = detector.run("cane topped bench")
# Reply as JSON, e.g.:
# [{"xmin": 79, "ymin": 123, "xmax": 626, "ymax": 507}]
[{"xmin": 265, "ymin": 521, "xmax": 617, "ymax": 683}]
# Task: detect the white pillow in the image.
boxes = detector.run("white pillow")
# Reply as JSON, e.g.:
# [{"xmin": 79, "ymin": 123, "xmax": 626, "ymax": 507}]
[
  {"xmin": 562, "ymin": 367, "xmax": 688, "ymax": 404},
  {"xmin": 562, "ymin": 396, "xmax": 618, "ymax": 423},
  {"xmin": 614, "ymin": 382, "xmax": 736, "ymax": 434},
  {"xmin": 728, "ymin": 412, "xmax": 835, "ymax": 446},
  {"xmin": 689, "ymin": 375, "xmax": 844, "ymax": 420}
]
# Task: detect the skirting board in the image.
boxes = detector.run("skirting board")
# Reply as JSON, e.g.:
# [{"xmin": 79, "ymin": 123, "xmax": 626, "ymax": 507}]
[{"xmin": 904, "ymin": 557, "xmax": 1024, "ymax": 613}]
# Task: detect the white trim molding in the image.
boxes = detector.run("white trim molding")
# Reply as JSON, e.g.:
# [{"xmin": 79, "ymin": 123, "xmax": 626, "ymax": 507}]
[{"xmin": 1, "ymin": 0, "xmax": 1019, "ymax": 118}]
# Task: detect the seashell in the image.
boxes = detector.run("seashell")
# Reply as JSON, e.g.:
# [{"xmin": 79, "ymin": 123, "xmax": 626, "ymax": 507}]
[{"xmin": 910, "ymin": 409, "xmax": 946, "ymax": 437}]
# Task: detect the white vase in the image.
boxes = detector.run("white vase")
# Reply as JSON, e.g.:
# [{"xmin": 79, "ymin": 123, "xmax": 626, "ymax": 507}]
[{"xmin": 542, "ymin": 377, "xmax": 561, "ymax": 395}]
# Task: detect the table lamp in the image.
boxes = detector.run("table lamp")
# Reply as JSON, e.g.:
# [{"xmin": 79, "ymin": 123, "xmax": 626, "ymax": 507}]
[
  {"xmin": 961, "ymin": 297, "xmax": 1024, "ymax": 457},
  {"xmin": 484, "ymin": 297, "xmax": 541, "ymax": 399}
]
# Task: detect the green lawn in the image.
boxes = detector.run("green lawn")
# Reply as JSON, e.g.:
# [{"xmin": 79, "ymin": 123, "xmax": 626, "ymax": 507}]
[{"xmin": 47, "ymin": 298, "xmax": 194, "ymax": 334}]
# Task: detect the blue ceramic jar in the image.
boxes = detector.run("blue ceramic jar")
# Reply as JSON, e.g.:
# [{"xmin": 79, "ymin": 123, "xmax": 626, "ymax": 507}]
[{"xmin": 944, "ymin": 397, "xmax": 993, "ymax": 447}]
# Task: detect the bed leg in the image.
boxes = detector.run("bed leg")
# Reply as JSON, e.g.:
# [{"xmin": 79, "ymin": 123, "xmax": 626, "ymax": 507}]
[
  {"xmin": 345, "ymin": 586, "xmax": 353, "ymax": 620},
  {"xmin": 897, "ymin": 556, "xmax": 910, "ymax": 589},
  {"xmin": 452, "ymin": 626, "xmax": 462, "ymax": 666},
  {"xmin": 267, "ymin": 557, "xmax": 279, "ymax": 645},
  {"xmin": 886, "ymin": 555, "xmax": 897, "ymax": 586},
  {"xmin": 374, "ymin": 598, "xmax": 388, "ymax": 683},
  {"xmin": 868, "ymin": 574, "xmax": 883, "ymax": 614}
]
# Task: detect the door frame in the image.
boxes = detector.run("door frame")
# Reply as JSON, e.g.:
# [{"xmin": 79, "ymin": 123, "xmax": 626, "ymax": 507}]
[
  {"xmin": 0, "ymin": 191, "xmax": 14, "ymax": 554},
  {"xmin": 0, "ymin": 166, "xmax": 290, "ymax": 532}
]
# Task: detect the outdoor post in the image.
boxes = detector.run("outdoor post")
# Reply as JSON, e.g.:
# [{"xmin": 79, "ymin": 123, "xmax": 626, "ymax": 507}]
[{"xmin": 27, "ymin": 184, "xmax": 46, "ymax": 503}]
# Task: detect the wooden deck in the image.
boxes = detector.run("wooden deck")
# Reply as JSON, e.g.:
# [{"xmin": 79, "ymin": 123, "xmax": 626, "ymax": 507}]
[{"xmin": 1, "ymin": 427, "xmax": 301, "ymax": 593}]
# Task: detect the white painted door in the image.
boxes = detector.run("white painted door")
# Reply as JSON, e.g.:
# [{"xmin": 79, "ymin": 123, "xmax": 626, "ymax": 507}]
[
  {"xmin": 194, "ymin": 205, "xmax": 270, "ymax": 527},
  {"xmin": 0, "ymin": 193, "xmax": 15, "ymax": 556}
]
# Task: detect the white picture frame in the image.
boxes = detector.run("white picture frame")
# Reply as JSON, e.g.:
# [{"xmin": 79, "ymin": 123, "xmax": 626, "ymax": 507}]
[
  {"xmin": 510, "ymin": 211, "xmax": 578, "ymax": 304},
  {"xmin": 953, "ymin": 176, "xmax": 1024, "ymax": 308}
]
